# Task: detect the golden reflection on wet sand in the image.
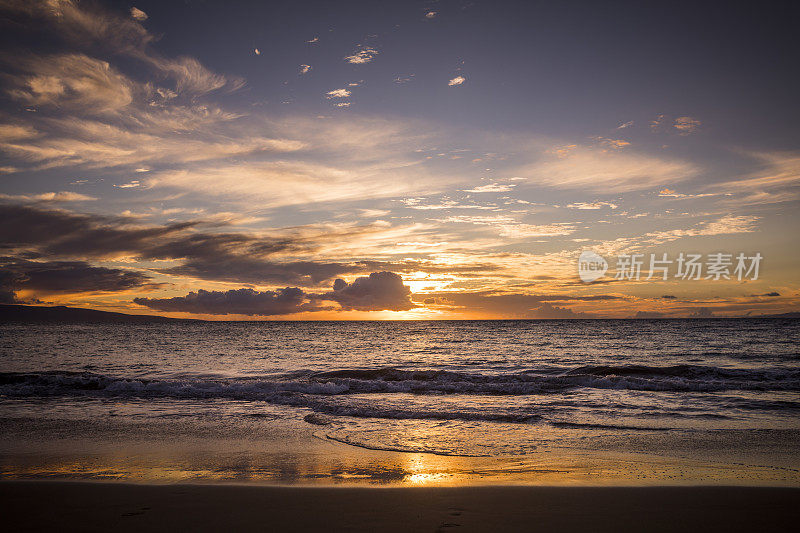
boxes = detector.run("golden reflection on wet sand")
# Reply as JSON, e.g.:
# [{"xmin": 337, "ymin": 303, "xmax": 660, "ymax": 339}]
[{"xmin": 2, "ymin": 444, "xmax": 799, "ymax": 486}]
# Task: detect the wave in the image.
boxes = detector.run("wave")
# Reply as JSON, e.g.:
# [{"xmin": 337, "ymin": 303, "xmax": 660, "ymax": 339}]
[
  {"xmin": 550, "ymin": 421, "xmax": 673, "ymax": 431},
  {"xmin": 3, "ymin": 366, "xmax": 798, "ymax": 428},
  {"xmin": 322, "ymin": 433, "xmax": 491, "ymax": 457},
  {"xmin": 1, "ymin": 364, "xmax": 798, "ymax": 403}
]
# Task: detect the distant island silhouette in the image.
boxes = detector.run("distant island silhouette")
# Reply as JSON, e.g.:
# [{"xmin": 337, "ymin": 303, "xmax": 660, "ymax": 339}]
[
  {"xmin": 0, "ymin": 304, "xmax": 198, "ymax": 323},
  {"xmin": 1, "ymin": 304, "xmax": 798, "ymax": 322}
]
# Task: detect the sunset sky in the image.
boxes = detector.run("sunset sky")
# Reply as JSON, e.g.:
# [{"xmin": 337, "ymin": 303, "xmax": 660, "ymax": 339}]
[{"xmin": 1, "ymin": 0, "xmax": 798, "ymax": 319}]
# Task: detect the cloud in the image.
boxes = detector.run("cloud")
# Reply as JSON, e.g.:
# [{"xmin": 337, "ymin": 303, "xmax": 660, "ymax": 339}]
[
  {"xmin": 6, "ymin": 54, "xmax": 134, "ymax": 113},
  {"xmin": 566, "ymin": 201, "xmax": 618, "ymax": 210},
  {"xmin": 0, "ymin": 3, "xmax": 296, "ymax": 174},
  {"xmin": 414, "ymin": 291, "xmax": 617, "ymax": 318},
  {"xmin": 674, "ymin": 116, "xmax": 701, "ymax": 135},
  {"xmin": 462, "ymin": 183, "xmax": 515, "ymax": 193},
  {"xmin": 158, "ymin": 256, "xmax": 354, "ymax": 287},
  {"xmin": 1, "ymin": 0, "xmax": 154, "ymax": 52},
  {"xmin": 334, "ymin": 102, "xmax": 351, "ymax": 108},
  {"xmin": 402, "ymin": 197, "xmax": 496, "ymax": 210},
  {"xmin": 0, "ymin": 0, "xmax": 242, "ymax": 96},
  {"xmin": 650, "ymin": 114, "xmax": 666, "ymax": 131},
  {"xmin": 708, "ymin": 151, "xmax": 800, "ymax": 206},
  {"xmin": 0, "ymin": 257, "xmax": 153, "ymax": 300},
  {"xmin": 299, "ymin": 64, "xmax": 312, "ymax": 75},
  {"xmin": 633, "ymin": 311, "xmax": 665, "ymax": 319},
  {"xmin": 129, "ymin": 7, "xmax": 148, "ymax": 22},
  {"xmin": 593, "ymin": 137, "xmax": 631, "ymax": 150},
  {"xmin": 658, "ymin": 188, "xmax": 715, "ymax": 199},
  {"xmin": 529, "ymin": 302, "xmax": 590, "ymax": 319},
  {"xmin": 113, "ymin": 180, "xmax": 140, "ymax": 188},
  {"xmin": 425, "ymin": 11, "xmax": 438, "ymax": 19},
  {"xmin": 0, "ymin": 191, "xmax": 96, "ymax": 202},
  {"xmin": 145, "ymin": 56, "xmax": 241, "ymax": 96},
  {"xmin": 436, "ymin": 215, "xmax": 576, "ymax": 238},
  {"xmin": 0, "ymin": 115, "xmax": 304, "ymax": 171},
  {"xmin": 547, "ymin": 144, "xmax": 578, "ymax": 158},
  {"xmin": 344, "ymin": 46, "xmax": 378, "ymax": 64},
  {"xmin": 134, "ymin": 287, "xmax": 321, "ymax": 316},
  {"xmin": 641, "ymin": 215, "xmax": 760, "ymax": 245},
  {"xmin": 448, "ymin": 76, "xmax": 466, "ymax": 86},
  {"xmin": 520, "ymin": 146, "xmax": 697, "ymax": 192},
  {"xmin": 326, "ymin": 88, "xmax": 351, "ymax": 98},
  {"xmin": 0, "ymin": 124, "xmax": 38, "ymax": 141},
  {"xmin": 322, "ymin": 271, "xmax": 415, "ymax": 311},
  {"xmin": 700, "ymin": 215, "xmax": 759, "ymax": 235},
  {"xmin": 434, "ymin": 215, "xmax": 514, "ymax": 225},
  {"xmin": 137, "ymin": 113, "xmax": 454, "ymax": 207},
  {"xmin": 617, "ymin": 121, "xmax": 634, "ymax": 129},
  {"xmin": 497, "ymin": 223, "xmax": 576, "ymax": 238},
  {"xmin": 134, "ymin": 271, "xmax": 416, "ymax": 315},
  {"xmin": 147, "ymin": 157, "xmax": 437, "ymax": 209},
  {"xmin": 0, "ymin": 203, "xmax": 433, "ymax": 288},
  {"xmin": 689, "ymin": 307, "xmax": 714, "ymax": 318}
]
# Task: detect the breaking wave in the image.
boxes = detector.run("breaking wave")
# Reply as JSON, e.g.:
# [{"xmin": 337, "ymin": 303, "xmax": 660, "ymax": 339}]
[{"xmin": 1, "ymin": 364, "xmax": 798, "ymax": 403}]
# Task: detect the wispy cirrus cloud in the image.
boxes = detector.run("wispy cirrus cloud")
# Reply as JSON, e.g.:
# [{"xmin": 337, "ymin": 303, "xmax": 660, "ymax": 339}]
[
  {"xmin": 518, "ymin": 146, "xmax": 697, "ymax": 192},
  {"xmin": 635, "ymin": 215, "xmax": 760, "ymax": 247},
  {"xmin": 0, "ymin": 191, "xmax": 96, "ymax": 202},
  {"xmin": 566, "ymin": 201, "xmax": 618, "ymax": 210},
  {"xmin": 0, "ymin": 0, "xmax": 242, "ymax": 96},
  {"xmin": 591, "ymin": 214, "xmax": 762, "ymax": 256},
  {"xmin": 434, "ymin": 215, "xmax": 576, "ymax": 239},
  {"xmin": 0, "ymin": 116, "xmax": 305, "ymax": 171},
  {"xmin": 6, "ymin": 54, "xmax": 134, "ymax": 113},
  {"xmin": 146, "ymin": 158, "xmax": 438, "ymax": 209},
  {"xmin": 0, "ymin": 0, "xmax": 261, "ymax": 174},
  {"xmin": 658, "ymin": 188, "xmax": 716, "ymax": 199},
  {"xmin": 707, "ymin": 151, "xmax": 800, "ymax": 206},
  {"xmin": 462, "ymin": 182, "xmax": 515, "ymax": 193}
]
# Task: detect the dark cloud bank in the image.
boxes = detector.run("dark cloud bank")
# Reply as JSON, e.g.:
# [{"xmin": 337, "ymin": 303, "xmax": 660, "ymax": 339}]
[
  {"xmin": 1, "ymin": 203, "xmax": 617, "ymax": 316},
  {"xmin": 0, "ymin": 257, "xmax": 154, "ymax": 303},
  {"xmin": 0, "ymin": 203, "xmax": 495, "ymax": 288},
  {"xmin": 134, "ymin": 272, "xmax": 415, "ymax": 315}
]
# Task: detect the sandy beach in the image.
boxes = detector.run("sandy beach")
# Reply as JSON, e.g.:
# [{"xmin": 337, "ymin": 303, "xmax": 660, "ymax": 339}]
[{"xmin": 1, "ymin": 482, "xmax": 799, "ymax": 532}]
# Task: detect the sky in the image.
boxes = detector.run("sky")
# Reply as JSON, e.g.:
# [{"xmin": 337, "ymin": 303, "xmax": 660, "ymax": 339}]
[{"xmin": 0, "ymin": 0, "xmax": 798, "ymax": 319}]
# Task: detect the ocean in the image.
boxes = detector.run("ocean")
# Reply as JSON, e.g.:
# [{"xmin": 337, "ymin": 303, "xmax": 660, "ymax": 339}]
[{"xmin": 1, "ymin": 319, "xmax": 799, "ymax": 485}]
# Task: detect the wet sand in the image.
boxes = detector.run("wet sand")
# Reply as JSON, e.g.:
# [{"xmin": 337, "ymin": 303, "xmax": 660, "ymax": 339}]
[{"xmin": 1, "ymin": 482, "xmax": 799, "ymax": 532}]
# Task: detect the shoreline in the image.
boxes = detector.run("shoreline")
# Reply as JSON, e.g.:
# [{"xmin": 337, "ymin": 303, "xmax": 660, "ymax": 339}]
[{"xmin": 2, "ymin": 481, "xmax": 799, "ymax": 532}]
